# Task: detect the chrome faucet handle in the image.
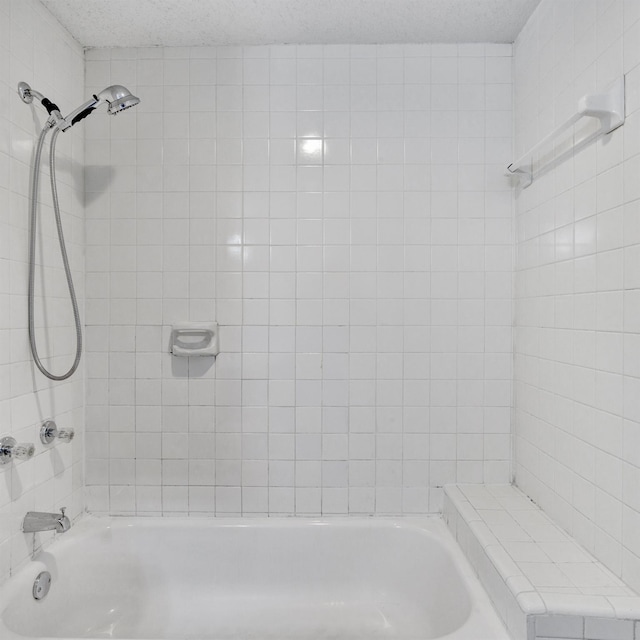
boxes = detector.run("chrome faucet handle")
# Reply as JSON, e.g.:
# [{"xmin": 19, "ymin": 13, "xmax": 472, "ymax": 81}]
[
  {"xmin": 0, "ymin": 437, "xmax": 35, "ymax": 465},
  {"xmin": 57, "ymin": 429, "xmax": 75, "ymax": 443},
  {"xmin": 41, "ymin": 420, "xmax": 74, "ymax": 444}
]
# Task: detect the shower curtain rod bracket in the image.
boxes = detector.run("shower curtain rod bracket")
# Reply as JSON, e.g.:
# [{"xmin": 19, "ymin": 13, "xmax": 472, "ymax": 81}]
[{"xmin": 507, "ymin": 166, "xmax": 532, "ymax": 188}]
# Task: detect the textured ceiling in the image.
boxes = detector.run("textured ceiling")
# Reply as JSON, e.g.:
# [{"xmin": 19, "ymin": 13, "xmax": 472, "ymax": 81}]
[{"xmin": 40, "ymin": 0, "xmax": 542, "ymax": 48}]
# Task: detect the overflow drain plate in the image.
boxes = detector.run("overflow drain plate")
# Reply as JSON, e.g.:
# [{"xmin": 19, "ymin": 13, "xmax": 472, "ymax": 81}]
[{"xmin": 32, "ymin": 571, "xmax": 51, "ymax": 600}]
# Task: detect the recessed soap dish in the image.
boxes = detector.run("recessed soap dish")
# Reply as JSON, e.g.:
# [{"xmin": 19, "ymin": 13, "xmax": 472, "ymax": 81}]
[{"xmin": 170, "ymin": 322, "xmax": 219, "ymax": 357}]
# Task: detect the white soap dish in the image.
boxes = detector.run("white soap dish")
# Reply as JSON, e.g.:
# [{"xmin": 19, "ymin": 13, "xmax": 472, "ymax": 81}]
[{"xmin": 170, "ymin": 322, "xmax": 219, "ymax": 357}]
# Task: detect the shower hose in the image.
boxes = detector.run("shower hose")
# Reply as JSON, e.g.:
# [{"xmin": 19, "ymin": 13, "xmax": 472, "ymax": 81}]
[{"xmin": 28, "ymin": 124, "xmax": 82, "ymax": 381}]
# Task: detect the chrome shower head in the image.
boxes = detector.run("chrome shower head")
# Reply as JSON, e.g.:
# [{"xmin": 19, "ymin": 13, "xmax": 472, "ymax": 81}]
[
  {"xmin": 96, "ymin": 85, "xmax": 140, "ymax": 115},
  {"xmin": 65, "ymin": 84, "xmax": 140, "ymax": 126}
]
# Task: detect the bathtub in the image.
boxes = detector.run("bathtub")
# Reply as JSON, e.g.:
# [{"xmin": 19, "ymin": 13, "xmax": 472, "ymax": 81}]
[{"xmin": 0, "ymin": 516, "xmax": 510, "ymax": 640}]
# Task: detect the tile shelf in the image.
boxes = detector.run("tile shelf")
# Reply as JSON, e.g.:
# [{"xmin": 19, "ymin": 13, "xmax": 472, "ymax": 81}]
[{"xmin": 444, "ymin": 484, "xmax": 640, "ymax": 640}]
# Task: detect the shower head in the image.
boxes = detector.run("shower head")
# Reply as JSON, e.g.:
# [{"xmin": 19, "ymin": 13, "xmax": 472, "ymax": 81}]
[
  {"xmin": 96, "ymin": 85, "xmax": 141, "ymax": 115},
  {"xmin": 65, "ymin": 84, "xmax": 140, "ymax": 127},
  {"xmin": 18, "ymin": 81, "xmax": 140, "ymax": 131}
]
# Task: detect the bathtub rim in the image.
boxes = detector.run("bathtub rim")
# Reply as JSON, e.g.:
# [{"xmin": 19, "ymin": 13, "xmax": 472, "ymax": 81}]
[{"xmin": 0, "ymin": 514, "xmax": 511, "ymax": 640}]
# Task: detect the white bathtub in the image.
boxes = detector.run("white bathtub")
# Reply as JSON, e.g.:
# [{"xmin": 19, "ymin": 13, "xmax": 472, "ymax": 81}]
[{"xmin": 0, "ymin": 516, "xmax": 510, "ymax": 640}]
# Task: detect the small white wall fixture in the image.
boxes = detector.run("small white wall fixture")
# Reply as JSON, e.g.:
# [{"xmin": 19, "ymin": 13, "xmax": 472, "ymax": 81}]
[{"xmin": 170, "ymin": 323, "xmax": 219, "ymax": 357}]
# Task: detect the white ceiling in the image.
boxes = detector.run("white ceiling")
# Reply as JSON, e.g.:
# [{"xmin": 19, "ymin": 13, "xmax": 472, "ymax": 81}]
[{"xmin": 40, "ymin": 0, "xmax": 542, "ymax": 48}]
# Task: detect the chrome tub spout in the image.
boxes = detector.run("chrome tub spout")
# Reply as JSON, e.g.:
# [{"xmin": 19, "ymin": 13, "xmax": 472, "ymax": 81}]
[{"xmin": 23, "ymin": 508, "xmax": 71, "ymax": 534}]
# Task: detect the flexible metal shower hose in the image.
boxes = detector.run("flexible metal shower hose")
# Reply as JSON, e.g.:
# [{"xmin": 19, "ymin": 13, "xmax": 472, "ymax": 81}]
[{"xmin": 28, "ymin": 125, "xmax": 82, "ymax": 381}]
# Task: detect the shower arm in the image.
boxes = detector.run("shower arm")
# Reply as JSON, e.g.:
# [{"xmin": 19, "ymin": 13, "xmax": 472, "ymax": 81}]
[{"xmin": 18, "ymin": 82, "xmax": 70, "ymax": 131}]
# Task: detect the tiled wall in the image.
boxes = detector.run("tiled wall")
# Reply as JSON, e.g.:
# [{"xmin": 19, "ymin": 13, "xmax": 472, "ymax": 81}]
[
  {"xmin": 0, "ymin": 0, "xmax": 85, "ymax": 586},
  {"xmin": 513, "ymin": 1, "xmax": 640, "ymax": 592},
  {"xmin": 84, "ymin": 42, "xmax": 514, "ymax": 517}
]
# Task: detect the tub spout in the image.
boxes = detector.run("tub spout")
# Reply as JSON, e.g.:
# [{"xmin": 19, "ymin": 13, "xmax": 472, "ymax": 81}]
[{"xmin": 23, "ymin": 508, "xmax": 71, "ymax": 534}]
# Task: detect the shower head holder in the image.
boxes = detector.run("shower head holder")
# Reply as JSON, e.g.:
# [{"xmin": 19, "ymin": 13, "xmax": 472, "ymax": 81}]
[{"xmin": 18, "ymin": 82, "xmax": 69, "ymax": 130}]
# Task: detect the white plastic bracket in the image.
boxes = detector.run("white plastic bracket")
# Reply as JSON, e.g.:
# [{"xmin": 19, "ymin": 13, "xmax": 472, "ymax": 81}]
[
  {"xmin": 578, "ymin": 75, "xmax": 625, "ymax": 134},
  {"xmin": 508, "ymin": 166, "xmax": 533, "ymax": 189}
]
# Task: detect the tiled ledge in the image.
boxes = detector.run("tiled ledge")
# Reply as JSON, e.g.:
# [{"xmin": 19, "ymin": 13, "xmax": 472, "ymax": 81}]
[{"xmin": 444, "ymin": 484, "xmax": 640, "ymax": 640}]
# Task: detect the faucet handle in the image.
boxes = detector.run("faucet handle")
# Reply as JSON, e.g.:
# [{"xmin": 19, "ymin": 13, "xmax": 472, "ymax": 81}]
[
  {"xmin": 41, "ymin": 421, "xmax": 74, "ymax": 444},
  {"xmin": 14, "ymin": 442, "xmax": 36, "ymax": 460},
  {"xmin": 60, "ymin": 507, "xmax": 66, "ymax": 517},
  {"xmin": 0, "ymin": 437, "xmax": 35, "ymax": 464},
  {"xmin": 57, "ymin": 429, "xmax": 74, "ymax": 443}
]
